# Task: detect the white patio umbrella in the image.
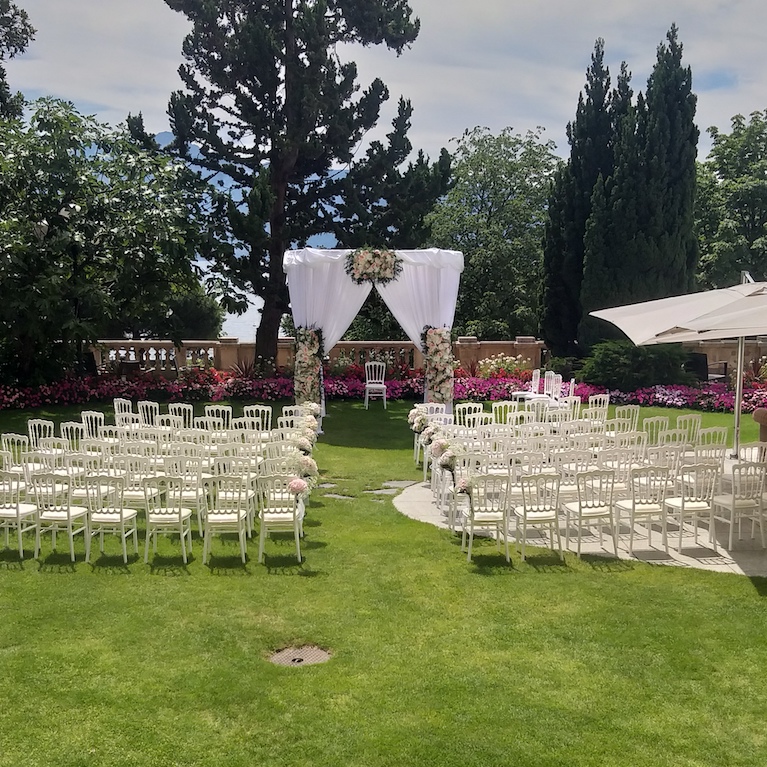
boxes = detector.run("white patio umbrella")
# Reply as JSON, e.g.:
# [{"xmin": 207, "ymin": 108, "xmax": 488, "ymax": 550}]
[{"xmin": 590, "ymin": 278, "xmax": 767, "ymax": 456}]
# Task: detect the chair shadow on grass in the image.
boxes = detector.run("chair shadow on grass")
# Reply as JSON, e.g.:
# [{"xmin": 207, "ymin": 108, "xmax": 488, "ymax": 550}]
[
  {"xmin": 577, "ymin": 552, "xmax": 636, "ymax": 573},
  {"xmin": 262, "ymin": 554, "xmax": 323, "ymax": 577},
  {"xmin": 0, "ymin": 548, "xmax": 31, "ymax": 571},
  {"xmin": 37, "ymin": 550, "xmax": 78, "ymax": 574},
  {"xmin": 748, "ymin": 576, "xmax": 767, "ymax": 597},
  {"xmin": 147, "ymin": 553, "xmax": 192, "ymax": 577},
  {"xmin": 88, "ymin": 552, "xmax": 136, "ymax": 575}
]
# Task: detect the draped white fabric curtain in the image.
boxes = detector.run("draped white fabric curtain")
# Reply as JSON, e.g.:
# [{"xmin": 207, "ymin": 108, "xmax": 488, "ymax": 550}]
[
  {"xmin": 284, "ymin": 249, "xmax": 372, "ymax": 349},
  {"xmin": 284, "ymin": 247, "xmax": 464, "ymax": 408},
  {"xmin": 284, "ymin": 247, "xmax": 463, "ymax": 348},
  {"xmin": 374, "ymin": 249, "xmax": 463, "ymax": 346}
]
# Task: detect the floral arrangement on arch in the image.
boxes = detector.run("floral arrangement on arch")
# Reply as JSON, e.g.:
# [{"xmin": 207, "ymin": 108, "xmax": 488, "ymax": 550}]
[
  {"xmin": 294, "ymin": 326, "xmax": 324, "ymax": 405},
  {"xmin": 345, "ymin": 246, "xmax": 402, "ymax": 285},
  {"xmin": 421, "ymin": 325, "xmax": 455, "ymax": 404}
]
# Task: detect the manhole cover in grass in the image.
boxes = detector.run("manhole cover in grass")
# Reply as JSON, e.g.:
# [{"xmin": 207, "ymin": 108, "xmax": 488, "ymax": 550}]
[{"xmin": 269, "ymin": 645, "xmax": 331, "ymax": 667}]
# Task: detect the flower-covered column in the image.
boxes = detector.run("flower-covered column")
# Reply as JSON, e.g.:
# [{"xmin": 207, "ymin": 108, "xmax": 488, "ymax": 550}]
[
  {"xmin": 422, "ymin": 326, "xmax": 455, "ymax": 405},
  {"xmin": 293, "ymin": 327, "xmax": 323, "ymax": 406}
]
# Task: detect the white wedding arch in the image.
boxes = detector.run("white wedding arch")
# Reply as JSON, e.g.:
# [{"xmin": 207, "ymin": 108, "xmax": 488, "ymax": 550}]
[{"xmin": 283, "ymin": 247, "xmax": 464, "ymax": 406}]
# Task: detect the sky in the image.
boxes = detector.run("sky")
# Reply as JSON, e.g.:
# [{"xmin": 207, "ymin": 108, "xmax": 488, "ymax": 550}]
[{"xmin": 6, "ymin": 0, "xmax": 767, "ymax": 338}]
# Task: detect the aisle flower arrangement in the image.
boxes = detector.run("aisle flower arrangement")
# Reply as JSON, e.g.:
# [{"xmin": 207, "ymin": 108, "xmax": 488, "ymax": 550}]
[
  {"xmin": 293, "ymin": 326, "xmax": 323, "ymax": 405},
  {"xmin": 421, "ymin": 326, "xmax": 454, "ymax": 404},
  {"xmin": 345, "ymin": 247, "xmax": 402, "ymax": 285}
]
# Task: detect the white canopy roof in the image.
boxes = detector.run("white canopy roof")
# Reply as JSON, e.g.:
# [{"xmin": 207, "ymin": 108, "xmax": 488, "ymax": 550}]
[{"xmin": 283, "ymin": 247, "xmax": 464, "ymax": 350}]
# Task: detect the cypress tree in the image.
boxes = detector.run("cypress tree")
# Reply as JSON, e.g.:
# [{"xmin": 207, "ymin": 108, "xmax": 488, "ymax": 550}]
[
  {"xmin": 540, "ymin": 39, "xmax": 619, "ymax": 356},
  {"xmin": 579, "ymin": 25, "xmax": 698, "ymax": 345},
  {"xmin": 640, "ymin": 24, "xmax": 699, "ymax": 292}
]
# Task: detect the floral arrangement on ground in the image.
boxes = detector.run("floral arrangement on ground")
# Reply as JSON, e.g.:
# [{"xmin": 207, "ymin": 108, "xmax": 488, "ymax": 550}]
[{"xmin": 1, "ymin": 370, "xmax": 765, "ymax": 414}]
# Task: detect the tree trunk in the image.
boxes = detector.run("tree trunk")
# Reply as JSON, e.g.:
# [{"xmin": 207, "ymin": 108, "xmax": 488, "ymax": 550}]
[{"xmin": 255, "ymin": 294, "xmax": 283, "ymax": 369}]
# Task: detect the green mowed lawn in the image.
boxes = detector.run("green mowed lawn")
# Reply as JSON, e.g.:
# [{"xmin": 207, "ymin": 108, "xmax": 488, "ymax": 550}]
[{"xmin": 1, "ymin": 400, "xmax": 766, "ymax": 766}]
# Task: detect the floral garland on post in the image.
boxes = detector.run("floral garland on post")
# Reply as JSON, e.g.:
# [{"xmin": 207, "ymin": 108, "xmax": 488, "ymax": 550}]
[
  {"xmin": 345, "ymin": 246, "xmax": 403, "ymax": 285},
  {"xmin": 294, "ymin": 326, "xmax": 324, "ymax": 406},
  {"xmin": 421, "ymin": 325, "xmax": 455, "ymax": 404}
]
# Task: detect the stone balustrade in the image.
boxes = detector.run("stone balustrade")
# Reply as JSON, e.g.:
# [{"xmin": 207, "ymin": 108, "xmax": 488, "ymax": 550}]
[
  {"xmin": 92, "ymin": 335, "xmax": 546, "ymax": 377},
  {"xmin": 92, "ymin": 340, "xmax": 218, "ymax": 375},
  {"xmin": 90, "ymin": 336, "xmax": 767, "ymax": 381}
]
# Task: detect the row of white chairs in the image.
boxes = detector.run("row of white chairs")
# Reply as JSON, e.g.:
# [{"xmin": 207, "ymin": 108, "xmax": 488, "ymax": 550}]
[
  {"xmin": 457, "ymin": 459, "xmax": 766, "ymax": 563},
  {"xmin": 0, "ymin": 469, "xmax": 304, "ymax": 566}
]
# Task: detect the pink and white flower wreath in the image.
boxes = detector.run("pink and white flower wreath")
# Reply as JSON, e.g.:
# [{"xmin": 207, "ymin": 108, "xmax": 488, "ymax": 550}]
[{"xmin": 345, "ymin": 247, "xmax": 403, "ymax": 285}]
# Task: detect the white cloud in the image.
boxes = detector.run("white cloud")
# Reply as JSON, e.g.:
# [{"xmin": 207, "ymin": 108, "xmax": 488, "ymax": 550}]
[{"xmin": 7, "ymin": 0, "xmax": 767, "ymax": 160}]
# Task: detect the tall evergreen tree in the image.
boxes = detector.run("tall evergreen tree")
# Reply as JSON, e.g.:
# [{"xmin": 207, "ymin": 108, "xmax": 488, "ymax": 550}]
[
  {"xmin": 163, "ymin": 0, "xmax": 420, "ymax": 364},
  {"xmin": 540, "ymin": 39, "xmax": 624, "ymax": 356},
  {"xmin": 577, "ymin": 26, "xmax": 698, "ymax": 346}
]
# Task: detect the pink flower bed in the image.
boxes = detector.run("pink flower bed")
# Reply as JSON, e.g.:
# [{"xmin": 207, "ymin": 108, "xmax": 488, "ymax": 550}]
[{"xmin": 0, "ymin": 370, "xmax": 763, "ymax": 414}]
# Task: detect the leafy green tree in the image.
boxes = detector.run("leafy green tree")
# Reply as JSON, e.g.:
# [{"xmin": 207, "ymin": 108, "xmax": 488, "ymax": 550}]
[
  {"xmin": 0, "ymin": 99, "xmax": 207, "ymax": 384},
  {"xmin": 695, "ymin": 110, "xmax": 767, "ymax": 287},
  {"xmin": 0, "ymin": 0, "xmax": 34, "ymax": 118},
  {"xmin": 428, "ymin": 126, "xmax": 560, "ymax": 339},
  {"xmin": 163, "ymin": 0, "xmax": 420, "ymax": 364},
  {"xmin": 99, "ymin": 281, "xmax": 225, "ymax": 341}
]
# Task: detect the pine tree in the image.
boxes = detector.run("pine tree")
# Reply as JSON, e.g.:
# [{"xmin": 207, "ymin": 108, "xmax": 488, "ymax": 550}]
[{"xmin": 163, "ymin": 0, "xmax": 420, "ymax": 363}]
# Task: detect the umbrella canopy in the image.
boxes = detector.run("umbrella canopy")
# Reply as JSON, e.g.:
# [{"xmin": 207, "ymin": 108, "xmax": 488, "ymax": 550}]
[
  {"xmin": 590, "ymin": 282, "xmax": 767, "ymax": 345},
  {"xmin": 590, "ymin": 280, "xmax": 767, "ymax": 456}
]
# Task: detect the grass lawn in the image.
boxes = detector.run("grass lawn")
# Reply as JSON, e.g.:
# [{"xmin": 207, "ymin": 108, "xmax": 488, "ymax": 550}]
[{"xmin": 1, "ymin": 400, "xmax": 767, "ymax": 766}]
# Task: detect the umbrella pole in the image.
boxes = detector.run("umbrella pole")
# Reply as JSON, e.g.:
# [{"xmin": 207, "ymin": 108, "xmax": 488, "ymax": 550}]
[{"xmin": 732, "ymin": 335, "xmax": 745, "ymax": 459}]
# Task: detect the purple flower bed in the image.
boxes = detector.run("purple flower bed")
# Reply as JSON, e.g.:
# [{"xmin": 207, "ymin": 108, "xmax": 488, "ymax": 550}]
[{"xmin": 0, "ymin": 370, "xmax": 763, "ymax": 414}]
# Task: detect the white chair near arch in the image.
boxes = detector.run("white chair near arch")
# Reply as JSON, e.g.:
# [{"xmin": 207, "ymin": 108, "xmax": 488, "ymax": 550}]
[
  {"xmin": 244, "ymin": 405, "xmax": 273, "ymax": 433},
  {"xmin": 258, "ymin": 474, "xmax": 304, "ymax": 564},
  {"xmin": 203, "ymin": 474, "xmax": 249, "ymax": 564},
  {"xmin": 513, "ymin": 473, "xmax": 562, "ymax": 562},
  {"xmin": 85, "ymin": 475, "xmax": 139, "ymax": 564},
  {"xmin": 461, "ymin": 474, "xmax": 510, "ymax": 563},
  {"xmin": 562, "ymin": 469, "xmax": 617, "ymax": 557},
  {"xmin": 168, "ymin": 402, "xmax": 195, "ymax": 430},
  {"xmin": 30, "ymin": 473, "xmax": 90, "ymax": 562},
  {"xmin": 454, "ymin": 402, "xmax": 483, "ymax": 427},
  {"xmin": 0, "ymin": 470, "xmax": 38, "ymax": 559},
  {"xmin": 143, "ymin": 475, "xmax": 195, "ymax": 564},
  {"xmin": 364, "ymin": 361, "xmax": 387, "ymax": 409}
]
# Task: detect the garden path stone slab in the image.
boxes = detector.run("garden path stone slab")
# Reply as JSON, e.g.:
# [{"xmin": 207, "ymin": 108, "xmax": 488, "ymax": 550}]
[
  {"xmin": 318, "ymin": 483, "xmax": 337, "ymax": 489},
  {"xmin": 382, "ymin": 480, "xmax": 417, "ymax": 488},
  {"xmin": 324, "ymin": 493, "xmax": 355, "ymax": 500},
  {"xmin": 364, "ymin": 488, "xmax": 399, "ymax": 495}
]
